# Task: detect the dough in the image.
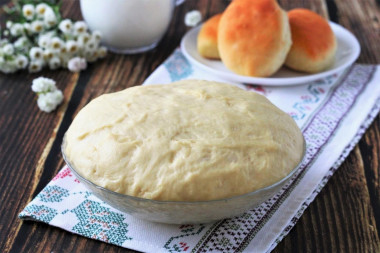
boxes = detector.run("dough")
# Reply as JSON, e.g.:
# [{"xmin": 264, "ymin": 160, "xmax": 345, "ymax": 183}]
[{"xmin": 64, "ymin": 80, "xmax": 304, "ymax": 201}]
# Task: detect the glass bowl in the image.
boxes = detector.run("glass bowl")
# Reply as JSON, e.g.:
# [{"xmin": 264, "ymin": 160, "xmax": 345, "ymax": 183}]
[{"xmin": 61, "ymin": 135, "xmax": 306, "ymax": 224}]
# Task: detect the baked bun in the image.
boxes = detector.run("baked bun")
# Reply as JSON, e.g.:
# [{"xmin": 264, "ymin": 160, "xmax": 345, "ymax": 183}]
[
  {"xmin": 197, "ymin": 13, "xmax": 222, "ymax": 59},
  {"xmin": 218, "ymin": 0, "xmax": 292, "ymax": 77},
  {"xmin": 285, "ymin": 8, "xmax": 337, "ymax": 73},
  {"xmin": 64, "ymin": 80, "xmax": 304, "ymax": 201}
]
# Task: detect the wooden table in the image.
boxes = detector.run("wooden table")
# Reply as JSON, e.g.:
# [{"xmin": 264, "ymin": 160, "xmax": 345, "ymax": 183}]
[{"xmin": 0, "ymin": 0, "xmax": 379, "ymax": 252}]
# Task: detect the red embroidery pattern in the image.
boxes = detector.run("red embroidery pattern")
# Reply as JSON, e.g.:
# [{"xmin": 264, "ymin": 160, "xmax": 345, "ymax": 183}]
[{"xmin": 52, "ymin": 167, "xmax": 72, "ymax": 181}]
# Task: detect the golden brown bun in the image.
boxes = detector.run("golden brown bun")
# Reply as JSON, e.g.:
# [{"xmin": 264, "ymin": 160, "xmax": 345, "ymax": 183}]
[
  {"xmin": 218, "ymin": 0, "xmax": 292, "ymax": 77},
  {"xmin": 285, "ymin": 9, "xmax": 337, "ymax": 73},
  {"xmin": 197, "ymin": 13, "xmax": 222, "ymax": 59}
]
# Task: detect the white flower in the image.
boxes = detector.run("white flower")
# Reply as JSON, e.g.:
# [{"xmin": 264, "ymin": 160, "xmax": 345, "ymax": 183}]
[
  {"xmin": 23, "ymin": 23, "xmax": 32, "ymax": 35},
  {"xmin": 29, "ymin": 47, "xmax": 44, "ymax": 60},
  {"xmin": 32, "ymin": 77, "xmax": 63, "ymax": 113},
  {"xmin": 44, "ymin": 7, "xmax": 57, "ymax": 28},
  {"xmin": 91, "ymin": 30, "xmax": 102, "ymax": 42},
  {"xmin": 48, "ymin": 57, "xmax": 61, "ymax": 70},
  {"xmin": 14, "ymin": 37, "xmax": 29, "ymax": 49},
  {"xmin": 22, "ymin": 4, "xmax": 35, "ymax": 20},
  {"xmin": 85, "ymin": 38, "xmax": 98, "ymax": 52},
  {"xmin": 37, "ymin": 89, "xmax": 63, "ymax": 113},
  {"xmin": 58, "ymin": 19, "xmax": 73, "ymax": 34},
  {"xmin": 0, "ymin": 56, "xmax": 18, "ymax": 73},
  {"xmin": 84, "ymin": 50, "xmax": 98, "ymax": 63},
  {"xmin": 36, "ymin": 3, "xmax": 49, "ymax": 18},
  {"xmin": 38, "ymin": 34, "xmax": 51, "ymax": 48},
  {"xmin": 6, "ymin": 21, "xmax": 13, "ymax": 29},
  {"xmin": 28, "ymin": 60, "xmax": 44, "ymax": 73},
  {"xmin": 184, "ymin": 10, "xmax": 202, "ymax": 27},
  {"xmin": 97, "ymin": 46, "xmax": 107, "ymax": 58},
  {"xmin": 76, "ymin": 33, "xmax": 90, "ymax": 48},
  {"xmin": 31, "ymin": 77, "xmax": 57, "ymax": 93},
  {"xmin": 10, "ymin": 23, "xmax": 24, "ymax": 36},
  {"xmin": 31, "ymin": 20, "xmax": 44, "ymax": 34},
  {"xmin": 74, "ymin": 21, "xmax": 87, "ymax": 35},
  {"xmin": 67, "ymin": 57, "xmax": 87, "ymax": 72},
  {"xmin": 60, "ymin": 47, "xmax": 68, "ymax": 55},
  {"xmin": 0, "ymin": 39, "xmax": 9, "ymax": 46},
  {"xmin": 66, "ymin": 40, "xmax": 79, "ymax": 54},
  {"xmin": 0, "ymin": 63, "xmax": 18, "ymax": 74},
  {"xmin": 43, "ymin": 30, "xmax": 56, "ymax": 38},
  {"xmin": 43, "ymin": 49, "xmax": 54, "ymax": 61},
  {"xmin": 15, "ymin": 54, "xmax": 28, "ymax": 69},
  {"xmin": 50, "ymin": 37, "xmax": 64, "ymax": 51},
  {"xmin": 3, "ymin": 44, "xmax": 14, "ymax": 55},
  {"xmin": 84, "ymin": 52, "xmax": 96, "ymax": 63}
]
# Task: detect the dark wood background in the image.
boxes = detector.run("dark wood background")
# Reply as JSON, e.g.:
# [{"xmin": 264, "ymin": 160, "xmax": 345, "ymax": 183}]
[{"xmin": 0, "ymin": 0, "xmax": 379, "ymax": 252}]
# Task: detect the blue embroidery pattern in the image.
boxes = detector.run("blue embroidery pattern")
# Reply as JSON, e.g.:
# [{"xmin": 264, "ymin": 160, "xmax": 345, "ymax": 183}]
[
  {"xmin": 20, "ymin": 204, "xmax": 58, "ymax": 223},
  {"xmin": 164, "ymin": 224, "xmax": 206, "ymax": 252},
  {"xmin": 291, "ymin": 75, "xmax": 335, "ymax": 120},
  {"xmin": 37, "ymin": 185, "xmax": 69, "ymax": 203},
  {"xmin": 164, "ymin": 50, "xmax": 193, "ymax": 81},
  {"xmin": 71, "ymin": 200, "xmax": 131, "ymax": 245}
]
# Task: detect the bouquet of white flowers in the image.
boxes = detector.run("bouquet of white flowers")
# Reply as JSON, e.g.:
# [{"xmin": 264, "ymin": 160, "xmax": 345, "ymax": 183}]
[
  {"xmin": 31, "ymin": 76, "xmax": 63, "ymax": 112},
  {"xmin": 0, "ymin": 0, "xmax": 107, "ymax": 74}
]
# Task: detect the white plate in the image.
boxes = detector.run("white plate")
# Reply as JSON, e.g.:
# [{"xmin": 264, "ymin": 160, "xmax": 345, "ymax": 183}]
[{"xmin": 180, "ymin": 22, "xmax": 360, "ymax": 86}]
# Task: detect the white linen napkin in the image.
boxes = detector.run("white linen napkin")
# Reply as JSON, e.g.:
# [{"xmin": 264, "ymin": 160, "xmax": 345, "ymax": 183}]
[{"xmin": 20, "ymin": 48, "xmax": 380, "ymax": 253}]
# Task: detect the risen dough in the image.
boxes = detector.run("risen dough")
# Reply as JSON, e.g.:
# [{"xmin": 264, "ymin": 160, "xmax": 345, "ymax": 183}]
[{"xmin": 64, "ymin": 80, "xmax": 304, "ymax": 201}]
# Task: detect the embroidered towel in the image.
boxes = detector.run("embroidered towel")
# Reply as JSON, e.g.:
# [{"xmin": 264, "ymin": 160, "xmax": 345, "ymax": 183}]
[{"xmin": 20, "ymin": 49, "xmax": 380, "ymax": 253}]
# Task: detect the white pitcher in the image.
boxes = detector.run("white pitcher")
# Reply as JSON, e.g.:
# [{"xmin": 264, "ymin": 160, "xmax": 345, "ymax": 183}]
[{"xmin": 80, "ymin": 0, "xmax": 185, "ymax": 54}]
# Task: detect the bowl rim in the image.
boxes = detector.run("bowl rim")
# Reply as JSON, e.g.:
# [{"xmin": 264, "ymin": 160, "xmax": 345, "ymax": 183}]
[{"xmin": 61, "ymin": 134, "xmax": 306, "ymax": 204}]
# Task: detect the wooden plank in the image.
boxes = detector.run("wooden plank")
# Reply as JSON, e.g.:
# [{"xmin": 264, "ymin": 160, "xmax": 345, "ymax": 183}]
[
  {"xmin": 360, "ymin": 117, "xmax": 380, "ymax": 240},
  {"xmin": 0, "ymin": 0, "xmax": 378, "ymax": 252},
  {"xmin": 273, "ymin": 0, "xmax": 380, "ymax": 251},
  {"xmin": 275, "ymin": 144, "xmax": 380, "ymax": 252},
  {"xmin": 2, "ymin": 1, "xmax": 219, "ymax": 252},
  {"xmin": 0, "ymin": 1, "xmax": 84, "ymax": 252},
  {"xmin": 274, "ymin": 0, "xmax": 380, "ymax": 251},
  {"xmin": 279, "ymin": 0, "xmax": 328, "ymax": 17},
  {"xmin": 0, "ymin": 71, "xmax": 79, "ymax": 253},
  {"xmin": 332, "ymin": 0, "xmax": 380, "ymax": 64}
]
